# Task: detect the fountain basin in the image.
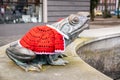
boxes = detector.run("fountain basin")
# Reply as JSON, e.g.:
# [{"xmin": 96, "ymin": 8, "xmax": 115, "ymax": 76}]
[{"xmin": 77, "ymin": 27, "xmax": 120, "ymax": 79}]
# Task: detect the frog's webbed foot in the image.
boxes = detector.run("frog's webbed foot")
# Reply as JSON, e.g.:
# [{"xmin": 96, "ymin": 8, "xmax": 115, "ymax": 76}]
[
  {"xmin": 23, "ymin": 63, "xmax": 43, "ymax": 72},
  {"xmin": 47, "ymin": 54, "xmax": 69, "ymax": 66},
  {"xmin": 18, "ymin": 62, "xmax": 43, "ymax": 72},
  {"xmin": 58, "ymin": 54, "xmax": 67, "ymax": 58},
  {"xmin": 51, "ymin": 58, "xmax": 69, "ymax": 66}
]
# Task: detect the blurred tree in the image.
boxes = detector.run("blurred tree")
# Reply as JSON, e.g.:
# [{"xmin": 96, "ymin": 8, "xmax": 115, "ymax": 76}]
[
  {"xmin": 0, "ymin": 0, "xmax": 3, "ymax": 5},
  {"xmin": 117, "ymin": 0, "xmax": 120, "ymax": 18},
  {"xmin": 35, "ymin": 0, "xmax": 40, "ymax": 5},
  {"xmin": 103, "ymin": 0, "xmax": 111, "ymax": 18},
  {"xmin": 90, "ymin": 0, "xmax": 100, "ymax": 21},
  {"xmin": 104, "ymin": 0, "xmax": 107, "ymax": 17}
]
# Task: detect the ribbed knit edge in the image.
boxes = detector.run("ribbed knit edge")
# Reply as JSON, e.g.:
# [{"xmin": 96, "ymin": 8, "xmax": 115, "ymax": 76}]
[{"xmin": 47, "ymin": 24, "xmax": 69, "ymax": 39}]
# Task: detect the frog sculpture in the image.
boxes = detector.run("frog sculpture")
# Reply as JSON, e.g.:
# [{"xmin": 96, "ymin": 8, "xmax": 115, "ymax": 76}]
[{"xmin": 6, "ymin": 12, "xmax": 89, "ymax": 71}]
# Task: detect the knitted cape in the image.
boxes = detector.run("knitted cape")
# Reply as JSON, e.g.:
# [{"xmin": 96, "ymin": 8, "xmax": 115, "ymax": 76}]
[{"xmin": 19, "ymin": 25, "xmax": 65, "ymax": 54}]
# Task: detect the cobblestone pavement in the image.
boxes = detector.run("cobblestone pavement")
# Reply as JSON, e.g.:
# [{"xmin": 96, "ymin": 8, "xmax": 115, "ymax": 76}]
[
  {"xmin": 0, "ymin": 35, "xmax": 23, "ymax": 46},
  {"xmin": 90, "ymin": 17, "xmax": 120, "ymax": 26},
  {"xmin": 90, "ymin": 17, "xmax": 120, "ymax": 29}
]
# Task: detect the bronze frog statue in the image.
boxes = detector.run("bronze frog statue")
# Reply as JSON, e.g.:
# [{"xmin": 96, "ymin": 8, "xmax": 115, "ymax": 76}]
[{"xmin": 6, "ymin": 12, "xmax": 89, "ymax": 72}]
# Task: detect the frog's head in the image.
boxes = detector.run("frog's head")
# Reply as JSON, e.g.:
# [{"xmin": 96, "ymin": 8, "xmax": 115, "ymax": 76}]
[{"xmin": 48, "ymin": 12, "xmax": 89, "ymax": 41}]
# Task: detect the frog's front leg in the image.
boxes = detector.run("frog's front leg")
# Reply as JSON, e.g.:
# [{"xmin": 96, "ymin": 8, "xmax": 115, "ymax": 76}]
[{"xmin": 47, "ymin": 54, "xmax": 69, "ymax": 65}]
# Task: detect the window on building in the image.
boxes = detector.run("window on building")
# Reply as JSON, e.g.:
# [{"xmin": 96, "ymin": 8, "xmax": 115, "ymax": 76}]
[{"xmin": 0, "ymin": 0, "xmax": 43, "ymax": 24}]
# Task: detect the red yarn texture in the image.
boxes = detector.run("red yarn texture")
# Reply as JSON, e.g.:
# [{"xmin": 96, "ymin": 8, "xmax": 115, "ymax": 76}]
[{"xmin": 20, "ymin": 25, "xmax": 65, "ymax": 54}]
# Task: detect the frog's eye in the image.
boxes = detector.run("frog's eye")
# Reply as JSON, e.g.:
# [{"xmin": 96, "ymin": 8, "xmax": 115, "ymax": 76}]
[
  {"xmin": 68, "ymin": 14, "xmax": 79, "ymax": 25},
  {"xmin": 72, "ymin": 17, "xmax": 79, "ymax": 24}
]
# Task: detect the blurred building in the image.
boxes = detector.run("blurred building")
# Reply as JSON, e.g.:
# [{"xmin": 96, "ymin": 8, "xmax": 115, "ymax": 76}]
[
  {"xmin": 0, "ymin": 0, "xmax": 90, "ymax": 24},
  {"xmin": 96, "ymin": 0, "xmax": 117, "ymax": 12}
]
